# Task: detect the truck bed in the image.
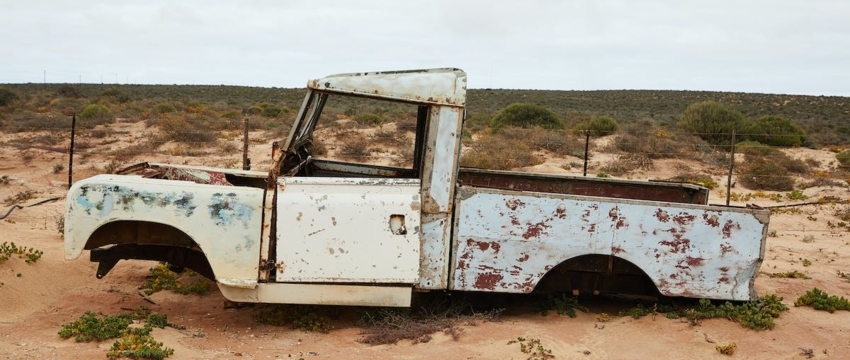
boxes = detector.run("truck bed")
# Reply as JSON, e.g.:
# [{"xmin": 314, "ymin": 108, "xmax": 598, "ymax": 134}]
[{"xmin": 458, "ymin": 168, "xmax": 709, "ymax": 205}]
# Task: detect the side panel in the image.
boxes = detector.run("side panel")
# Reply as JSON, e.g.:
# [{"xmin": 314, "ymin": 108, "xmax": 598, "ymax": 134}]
[
  {"xmin": 450, "ymin": 187, "xmax": 769, "ymax": 301},
  {"xmin": 65, "ymin": 175, "xmax": 264, "ymax": 288},
  {"xmin": 275, "ymin": 177, "xmax": 421, "ymax": 283}
]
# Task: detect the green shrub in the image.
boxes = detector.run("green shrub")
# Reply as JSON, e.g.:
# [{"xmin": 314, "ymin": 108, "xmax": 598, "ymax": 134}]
[
  {"xmin": 101, "ymin": 88, "xmax": 131, "ymax": 103},
  {"xmin": 573, "ymin": 115, "xmax": 619, "ymax": 136},
  {"xmin": 0, "ymin": 87, "xmax": 19, "ymax": 106},
  {"xmin": 490, "ymin": 103, "xmax": 564, "ymax": 130},
  {"xmin": 735, "ymin": 140, "xmax": 776, "ymax": 156},
  {"xmin": 155, "ymin": 103, "xmax": 177, "ymax": 114},
  {"xmin": 157, "ymin": 117, "xmax": 217, "ymax": 143},
  {"xmin": 836, "ymin": 150, "xmax": 850, "ymax": 167},
  {"xmin": 79, "ymin": 104, "xmax": 112, "ymax": 121},
  {"xmin": 537, "ymin": 293, "xmax": 587, "ymax": 317},
  {"xmin": 140, "ymin": 263, "xmax": 211, "ymax": 295},
  {"xmin": 221, "ymin": 110, "xmax": 241, "ymax": 120},
  {"xmin": 738, "ymin": 157, "xmax": 795, "ymax": 191},
  {"xmin": 355, "ymin": 113, "xmax": 384, "ymax": 125},
  {"xmin": 678, "ymin": 101, "xmax": 746, "ymax": 146},
  {"xmin": 746, "ymin": 115, "xmax": 806, "ymax": 147}
]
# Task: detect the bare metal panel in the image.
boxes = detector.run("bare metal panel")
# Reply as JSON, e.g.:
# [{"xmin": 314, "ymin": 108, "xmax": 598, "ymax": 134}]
[
  {"xmin": 65, "ymin": 175, "xmax": 264, "ymax": 289},
  {"xmin": 450, "ymin": 187, "xmax": 768, "ymax": 301},
  {"xmin": 219, "ymin": 283, "xmax": 412, "ymax": 307},
  {"xmin": 308, "ymin": 68, "xmax": 467, "ymax": 107},
  {"xmin": 275, "ymin": 177, "xmax": 421, "ymax": 283}
]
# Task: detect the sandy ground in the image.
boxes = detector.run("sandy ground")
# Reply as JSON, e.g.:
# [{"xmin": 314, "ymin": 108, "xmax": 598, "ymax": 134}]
[{"xmin": 2, "ymin": 124, "xmax": 850, "ymax": 359}]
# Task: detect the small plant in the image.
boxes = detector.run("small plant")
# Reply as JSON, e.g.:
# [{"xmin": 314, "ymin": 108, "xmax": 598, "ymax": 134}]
[
  {"xmin": 509, "ymin": 337, "xmax": 555, "ymax": 360},
  {"xmin": 140, "ymin": 263, "xmax": 211, "ymax": 295},
  {"xmin": 490, "ymin": 103, "xmax": 564, "ymax": 130},
  {"xmin": 619, "ymin": 295, "xmax": 788, "ymax": 331},
  {"xmin": 154, "ymin": 103, "xmax": 177, "ymax": 114},
  {"xmin": 80, "ymin": 104, "xmax": 112, "ymax": 121},
  {"xmin": 838, "ymin": 271, "xmax": 850, "ymax": 282},
  {"xmin": 107, "ymin": 332, "xmax": 174, "ymax": 360},
  {"xmin": 716, "ymin": 342, "xmax": 737, "ymax": 355},
  {"xmin": 60, "ymin": 307, "xmax": 174, "ymax": 359},
  {"xmin": 255, "ymin": 305, "xmax": 333, "ymax": 333},
  {"xmin": 58, "ymin": 311, "xmax": 134, "ymax": 342},
  {"xmin": 794, "ymin": 288, "xmax": 850, "ymax": 313},
  {"xmin": 0, "ymin": 242, "xmax": 43, "ymax": 264},
  {"xmin": 53, "ymin": 164, "xmax": 65, "ymax": 174},
  {"xmin": 596, "ymin": 172, "xmax": 610, "ymax": 178},
  {"xmin": 836, "ymin": 150, "xmax": 850, "ymax": 168},
  {"xmin": 2, "ymin": 189, "xmax": 37, "ymax": 206},
  {"xmin": 0, "ymin": 175, "xmax": 10, "ymax": 185},
  {"xmin": 802, "ymin": 259, "xmax": 812, "ymax": 267},
  {"xmin": 764, "ymin": 270, "xmax": 810, "ymax": 279},
  {"xmin": 595, "ymin": 313, "xmax": 612, "ymax": 322},
  {"xmin": 786, "ymin": 189, "xmax": 808, "ymax": 200},
  {"xmin": 537, "ymin": 293, "xmax": 588, "ymax": 317}
]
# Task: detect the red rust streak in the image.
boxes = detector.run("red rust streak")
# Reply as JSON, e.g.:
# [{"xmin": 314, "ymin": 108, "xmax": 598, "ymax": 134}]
[
  {"xmin": 673, "ymin": 213, "xmax": 695, "ymax": 225},
  {"xmin": 654, "ymin": 208, "xmax": 670, "ymax": 222},
  {"xmin": 517, "ymin": 254, "xmax": 530, "ymax": 262},
  {"xmin": 703, "ymin": 213, "xmax": 720, "ymax": 227},
  {"xmin": 611, "ymin": 246, "xmax": 625, "ymax": 254},
  {"xmin": 659, "ymin": 238, "xmax": 691, "ymax": 253},
  {"xmin": 722, "ymin": 220, "xmax": 740, "ymax": 238}
]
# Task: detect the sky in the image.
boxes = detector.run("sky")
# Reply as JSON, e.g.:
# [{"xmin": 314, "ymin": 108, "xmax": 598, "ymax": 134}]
[{"xmin": 1, "ymin": 0, "xmax": 848, "ymax": 96}]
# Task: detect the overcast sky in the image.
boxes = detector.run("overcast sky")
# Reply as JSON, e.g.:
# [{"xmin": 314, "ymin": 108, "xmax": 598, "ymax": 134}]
[{"xmin": 1, "ymin": 1, "xmax": 848, "ymax": 96}]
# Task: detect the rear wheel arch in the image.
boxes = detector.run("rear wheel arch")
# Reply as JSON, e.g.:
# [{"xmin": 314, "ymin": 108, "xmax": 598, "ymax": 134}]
[{"xmin": 533, "ymin": 254, "xmax": 662, "ymax": 297}]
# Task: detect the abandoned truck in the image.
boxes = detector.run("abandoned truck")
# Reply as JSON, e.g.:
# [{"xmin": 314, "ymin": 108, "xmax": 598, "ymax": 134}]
[{"xmin": 65, "ymin": 68, "xmax": 770, "ymax": 307}]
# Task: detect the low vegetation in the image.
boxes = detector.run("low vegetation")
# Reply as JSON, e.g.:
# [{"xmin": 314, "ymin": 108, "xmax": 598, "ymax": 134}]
[
  {"xmin": 508, "ymin": 337, "xmax": 555, "ymax": 360},
  {"xmin": 573, "ymin": 114, "xmax": 619, "ymax": 136},
  {"xmin": 619, "ymin": 295, "xmax": 789, "ymax": 331},
  {"xmin": 537, "ymin": 293, "xmax": 588, "ymax": 317},
  {"xmin": 794, "ymin": 288, "xmax": 850, "ymax": 313},
  {"xmin": 58, "ymin": 307, "xmax": 174, "ymax": 359},
  {"xmin": 140, "ymin": 263, "xmax": 211, "ymax": 296},
  {"xmin": 0, "ymin": 241, "xmax": 43, "ymax": 264},
  {"xmin": 764, "ymin": 270, "xmax": 810, "ymax": 279},
  {"xmin": 490, "ymin": 102, "xmax": 564, "ymax": 130},
  {"xmin": 254, "ymin": 305, "xmax": 334, "ymax": 333}
]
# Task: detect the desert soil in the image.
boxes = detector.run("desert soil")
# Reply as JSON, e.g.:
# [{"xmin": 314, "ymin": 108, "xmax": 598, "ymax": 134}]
[{"xmin": 1, "ymin": 122, "xmax": 849, "ymax": 359}]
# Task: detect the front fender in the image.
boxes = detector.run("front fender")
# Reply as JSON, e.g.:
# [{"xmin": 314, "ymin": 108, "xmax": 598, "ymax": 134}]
[{"xmin": 65, "ymin": 175, "xmax": 265, "ymax": 288}]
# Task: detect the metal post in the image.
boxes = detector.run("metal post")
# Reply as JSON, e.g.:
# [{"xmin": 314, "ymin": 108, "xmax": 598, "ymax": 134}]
[
  {"xmin": 68, "ymin": 114, "xmax": 76, "ymax": 187},
  {"xmin": 583, "ymin": 130, "xmax": 590, "ymax": 177},
  {"xmin": 726, "ymin": 129, "xmax": 736, "ymax": 206},
  {"xmin": 242, "ymin": 117, "xmax": 250, "ymax": 170}
]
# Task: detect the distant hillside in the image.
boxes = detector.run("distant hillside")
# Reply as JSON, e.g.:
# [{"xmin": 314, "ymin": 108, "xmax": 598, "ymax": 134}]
[{"xmin": 2, "ymin": 83, "xmax": 849, "ymax": 145}]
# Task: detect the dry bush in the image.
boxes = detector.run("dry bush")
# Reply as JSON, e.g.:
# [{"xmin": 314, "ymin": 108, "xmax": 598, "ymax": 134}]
[
  {"xmin": 306, "ymin": 138, "xmax": 328, "ymax": 156},
  {"xmin": 497, "ymin": 127, "xmax": 582, "ymax": 154},
  {"xmin": 460, "ymin": 135, "xmax": 541, "ymax": 170},
  {"xmin": 601, "ymin": 153, "xmax": 653, "ymax": 175},
  {"xmin": 3, "ymin": 112, "xmax": 69, "ymax": 132},
  {"xmin": 370, "ymin": 128, "xmax": 407, "ymax": 147},
  {"xmin": 738, "ymin": 157, "xmax": 795, "ymax": 191},
  {"xmin": 157, "ymin": 117, "xmax": 218, "ymax": 144},
  {"xmin": 339, "ymin": 133, "xmax": 372, "ymax": 160},
  {"xmin": 395, "ymin": 118, "xmax": 418, "ymax": 133},
  {"xmin": 666, "ymin": 173, "xmax": 719, "ymax": 189},
  {"xmin": 612, "ymin": 126, "xmax": 685, "ymax": 159}
]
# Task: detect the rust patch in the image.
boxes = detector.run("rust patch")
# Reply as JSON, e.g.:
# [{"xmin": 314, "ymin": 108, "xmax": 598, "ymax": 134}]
[
  {"xmin": 490, "ymin": 242, "xmax": 501, "ymax": 254},
  {"xmin": 474, "ymin": 272, "xmax": 504, "ymax": 290},
  {"xmin": 722, "ymin": 220, "xmax": 740, "ymax": 238},
  {"xmin": 510, "ymin": 215, "xmax": 520, "ymax": 226},
  {"xmin": 476, "ymin": 241, "xmax": 490, "ymax": 251},
  {"xmin": 505, "ymin": 198, "xmax": 526, "ymax": 211},
  {"xmin": 517, "ymin": 254, "xmax": 530, "ymax": 262},
  {"xmin": 522, "ymin": 221, "xmax": 551, "ymax": 239},
  {"xmin": 703, "ymin": 213, "xmax": 720, "ymax": 227},
  {"xmin": 720, "ymin": 243, "xmax": 733, "ymax": 255},
  {"xmin": 685, "ymin": 256, "xmax": 705, "ymax": 266},
  {"xmin": 659, "ymin": 237, "xmax": 691, "ymax": 253},
  {"xmin": 673, "ymin": 213, "xmax": 695, "ymax": 225},
  {"xmin": 655, "ymin": 208, "xmax": 670, "ymax": 222},
  {"xmin": 718, "ymin": 276, "xmax": 730, "ymax": 284},
  {"xmin": 555, "ymin": 206, "xmax": 567, "ymax": 219},
  {"xmin": 608, "ymin": 208, "xmax": 618, "ymax": 221},
  {"xmin": 611, "ymin": 246, "xmax": 625, "ymax": 254},
  {"xmin": 719, "ymin": 267, "xmax": 730, "ymax": 272}
]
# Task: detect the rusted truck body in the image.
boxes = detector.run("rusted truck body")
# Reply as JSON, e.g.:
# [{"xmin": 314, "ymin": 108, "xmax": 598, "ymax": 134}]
[{"xmin": 65, "ymin": 68, "xmax": 770, "ymax": 307}]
